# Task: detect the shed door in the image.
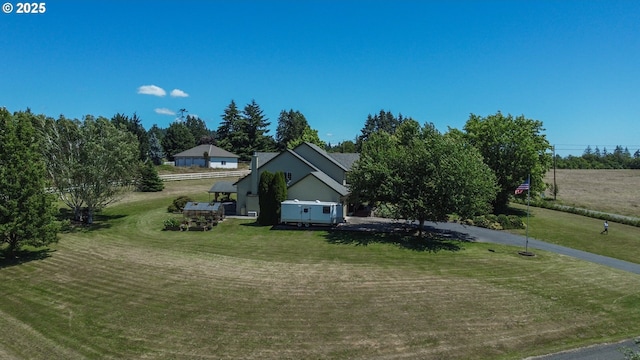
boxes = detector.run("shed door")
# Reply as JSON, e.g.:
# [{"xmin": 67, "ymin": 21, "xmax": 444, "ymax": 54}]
[{"xmin": 302, "ymin": 207, "xmax": 311, "ymax": 222}]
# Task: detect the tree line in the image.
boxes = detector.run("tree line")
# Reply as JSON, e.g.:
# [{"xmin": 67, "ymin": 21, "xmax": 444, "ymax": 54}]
[
  {"xmin": 555, "ymin": 145, "xmax": 640, "ymax": 169},
  {"xmin": 2, "ymin": 103, "xmax": 553, "ymax": 256},
  {"xmin": 155, "ymin": 100, "xmax": 328, "ymax": 163}
]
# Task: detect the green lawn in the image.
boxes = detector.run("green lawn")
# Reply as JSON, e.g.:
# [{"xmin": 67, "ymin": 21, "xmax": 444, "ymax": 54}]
[
  {"xmin": 1, "ymin": 184, "xmax": 640, "ymax": 359},
  {"xmin": 509, "ymin": 203, "xmax": 640, "ymax": 263}
]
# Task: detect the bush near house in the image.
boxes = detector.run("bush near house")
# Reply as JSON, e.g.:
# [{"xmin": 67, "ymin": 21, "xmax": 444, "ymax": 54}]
[
  {"xmin": 167, "ymin": 196, "xmax": 193, "ymax": 213},
  {"xmin": 163, "ymin": 217, "xmax": 183, "ymax": 230}
]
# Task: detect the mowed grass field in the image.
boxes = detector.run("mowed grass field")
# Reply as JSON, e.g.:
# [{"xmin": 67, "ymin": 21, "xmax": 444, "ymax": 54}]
[
  {"xmin": 1, "ymin": 176, "xmax": 640, "ymax": 359},
  {"xmin": 544, "ymin": 169, "xmax": 640, "ymax": 218}
]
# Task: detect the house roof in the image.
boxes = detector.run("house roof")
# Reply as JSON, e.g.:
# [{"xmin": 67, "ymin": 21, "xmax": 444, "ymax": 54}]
[
  {"xmin": 183, "ymin": 201, "xmax": 222, "ymax": 211},
  {"xmin": 208, "ymin": 181, "xmax": 237, "ymax": 194},
  {"xmin": 174, "ymin": 144, "xmax": 239, "ymax": 158},
  {"xmin": 254, "ymin": 152, "xmax": 279, "ymax": 167},
  {"xmin": 328, "ymin": 153, "xmax": 360, "ymax": 170},
  {"xmin": 297, "ymin": 142, "xmax": 349, "ymax": 171}
]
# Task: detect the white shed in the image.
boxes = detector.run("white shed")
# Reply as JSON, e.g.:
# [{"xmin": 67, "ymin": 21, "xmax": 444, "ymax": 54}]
[{"xmin": 280, "ymin": 199, "xmax": 343, "ymax": 227}]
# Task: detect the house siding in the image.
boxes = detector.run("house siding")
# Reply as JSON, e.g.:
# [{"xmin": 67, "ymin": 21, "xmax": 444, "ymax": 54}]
[
  {"xmin": 287, "ymin": 176, "xmax": 342, "ymax": 203},
  {"xmin": 175, "ymin": 156, "xmax": 238, "ymax": 169},
  {"xmin": 208, "ymin": 157, "xmax": 238, "ymax": 169},
  {"xmin": 175, "ymin": 157, "xmax": 206, "ymax": 167},
  {"xmin": 293, "ymin": 143, "xmax": 347, "ymax": 185},
  {"xmin": 235, "ymin": 152, "xmax": 316, "ymax": 216}
]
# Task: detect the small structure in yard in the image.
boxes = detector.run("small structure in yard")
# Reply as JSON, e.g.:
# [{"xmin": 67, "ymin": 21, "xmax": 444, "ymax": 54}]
[
  {"xmin": 208, "ymin": 181, "xmax": 237, "ymax": 215},
  {"xmin": 208, "ymin": 181, "xmax": 237, "ymax": 202},
  {"xmin": 280, "ymin": 199, "xmax": 343, "ymax": 227},
  {"xmin": 182, "ymin": 202, "xmax": 225, "ymax": 229}
]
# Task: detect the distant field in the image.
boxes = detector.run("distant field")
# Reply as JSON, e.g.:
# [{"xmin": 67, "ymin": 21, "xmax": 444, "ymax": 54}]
[{"xmin": 544, "ymin": 169, "xmax": 640, "ymax": 218}]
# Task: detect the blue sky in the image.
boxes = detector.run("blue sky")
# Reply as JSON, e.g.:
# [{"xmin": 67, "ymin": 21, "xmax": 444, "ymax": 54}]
[{"xmin": 2, "ymin": 0, "xmax": 639, "ymax": 156}]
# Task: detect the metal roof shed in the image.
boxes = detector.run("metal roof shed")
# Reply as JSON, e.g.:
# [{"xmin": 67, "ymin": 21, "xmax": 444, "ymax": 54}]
[{"xmin": 182, "ymin": 202, "xmax": 225, "ymax": 222}]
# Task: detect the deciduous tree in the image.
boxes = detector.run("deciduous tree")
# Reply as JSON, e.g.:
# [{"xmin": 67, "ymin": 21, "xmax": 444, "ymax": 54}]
[
  {"xmin": 41, "ymin": 115, "xmax": 140, "ymax": 224},
  {"xmin": 349, "ymin": 120, "xmax": 497, "ymax": 235},
  {"xmin": 463, "ymin": 112, "xmax": 552, "ymax": 211},
  {"xmin": 287, "ymin": 125, "xmax": 325, "ymax": 149}
]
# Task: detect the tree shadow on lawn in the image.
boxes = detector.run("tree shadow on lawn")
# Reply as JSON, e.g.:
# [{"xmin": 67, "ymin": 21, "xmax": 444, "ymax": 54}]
[
  {"xmin": 324, "ymin": 227, "xmax": 468, "ymax": 253},
  {"xmin": 0, "ymin": 248, "xmax": 54, "ymax": 268},
  {"xmin": 57, "ymin": 208, "xmax": 127, "ymax": 233}
]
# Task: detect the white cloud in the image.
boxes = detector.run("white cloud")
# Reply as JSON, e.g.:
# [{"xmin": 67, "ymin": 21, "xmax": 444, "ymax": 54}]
[
  {"xmin": 326, "ymin": 133, "xmax": 334, "ymax": 137},
  {"xmin": 155, "ymin": 108, "xmax": 175, "ymax": 116},
  {"xmin": 137, "ymin": 85, "xmax": 166, "ymax": 97},
  {"xmin": 170, "ymin": 89, "xmax": 189, "ymax": 98}
]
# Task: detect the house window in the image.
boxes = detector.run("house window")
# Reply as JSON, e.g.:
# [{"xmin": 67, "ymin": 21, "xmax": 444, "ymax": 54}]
[
  {"xmin": 303, "ymin": 208, "xmax": 309, "ymax": 213},
  {"xmin": 322, "ymin": 206, "xmax": 330, "ymax": 214},
  {"xmin": 221, "ymin": 161, "xmax": 226, "ymax": 166}
]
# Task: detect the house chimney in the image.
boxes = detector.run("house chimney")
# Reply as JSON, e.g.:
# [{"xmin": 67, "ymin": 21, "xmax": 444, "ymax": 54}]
[{"xmin": 251, "ymin": 153, "xmax": 259, "ymax": 195}]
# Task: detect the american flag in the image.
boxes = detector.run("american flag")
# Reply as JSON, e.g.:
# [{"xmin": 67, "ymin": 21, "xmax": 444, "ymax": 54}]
[{"xmin": 514, "ymin": 181, "xmax": 530, "ymax": 195}]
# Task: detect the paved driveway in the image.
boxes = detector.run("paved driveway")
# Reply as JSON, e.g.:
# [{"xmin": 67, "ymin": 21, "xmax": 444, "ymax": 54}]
[
  {"xmin": 340, "ymin": 217, "xmax": 640, "ymax": 359},
  {"xmin": 419, "ymin": 220, "xmax": 640, "ymax": 275}
]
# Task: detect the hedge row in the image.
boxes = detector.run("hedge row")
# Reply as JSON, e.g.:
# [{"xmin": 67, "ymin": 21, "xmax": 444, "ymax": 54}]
[{"xmin": 512, "ymin": 198, "xmax": 640, "ymax": 227}]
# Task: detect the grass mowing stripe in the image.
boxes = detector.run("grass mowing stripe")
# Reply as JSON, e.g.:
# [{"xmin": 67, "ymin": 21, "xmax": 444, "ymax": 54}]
[{"xmin": 2, "ymin": 182, "xmax": 640, "ymax": 359}]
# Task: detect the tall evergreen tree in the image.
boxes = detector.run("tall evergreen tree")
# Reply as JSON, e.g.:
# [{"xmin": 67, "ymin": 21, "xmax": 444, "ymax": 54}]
[
  {"xmin": 0, "ymin": 109, "xmax": 60, "ymax": 257},
  {"xmin": 148, "ymin": 132, "xmax": 164, "ymax": 165},
  {"xmin": 111, "ymin": 113, "xmax": 150, "ymax": 162},
  {"xmin": 242, "ymin": 99, "xmax": 275, "ymax": 158},
  {"xmin": 356, "ymin": 110, "xmax": 406, "ymax": 151},
  {"xmin": 257, "ymin": 171, "xmax": 275, "ymax": 225},
  {"xmin": 162, "ymin": 122, "xmax": 195, "ymax": 161},
  {"xmin": 148, "ymin": 124, "xmax": 165, "ymax": 144},
  {"xmin": 185, "ymin": 115, "xmax": 213, "ymax": 145},
  {"xmin": 271, "ymin": 171, "xmax": 287, "ymax": 225},
  {"xmin": 217, "ymin": 100, "xmax": 241, "ymax": 151},
  {"xmin": 138, "ymin": 161, "xmax": 164, "ymax": 192},
  {"xmin": 276, "ymin": 109, "xmax": 309, "ymax": 151}
]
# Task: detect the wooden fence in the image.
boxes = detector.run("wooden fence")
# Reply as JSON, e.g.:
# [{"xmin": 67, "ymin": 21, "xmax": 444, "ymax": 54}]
[{"xmin": 159, "ymin": 170, "xmax": 250, "ymax": 182}]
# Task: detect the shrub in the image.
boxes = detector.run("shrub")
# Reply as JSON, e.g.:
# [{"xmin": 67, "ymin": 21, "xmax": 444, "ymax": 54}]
[
  {"xmin": 471, "ymin": 215, "xmax": 502, "ymax": 230},
  {"xmin": 167, "ymin": 196, "xmax": 193, "ymax": 213},
  {"xmin": 619, "ymin": 338, "xmax": 640, "ymax": 360},
  {"xmin": 506, "ymin": 215, "xmax": 524, "ymax": 229},
  {"xmin": 163, "ymin": 217, "xmax": 182, "ymax": 229},
  {"xmin": 494, "ymin": 214, "xmax": 525, "ymax": 229},
  {"xmin": 374, "ymin": 203, "xmax": 396, "ymax": 219}
]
